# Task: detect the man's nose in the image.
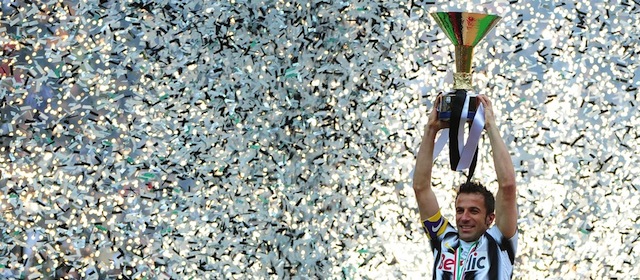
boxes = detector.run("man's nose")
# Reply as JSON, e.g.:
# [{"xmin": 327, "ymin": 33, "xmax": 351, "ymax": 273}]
[{"xmin": 460, "ymin": 211, "xmax": 471, "ymax": 221}]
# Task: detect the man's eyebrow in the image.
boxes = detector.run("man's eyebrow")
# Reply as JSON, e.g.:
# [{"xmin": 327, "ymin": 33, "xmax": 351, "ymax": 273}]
[{"xmin": 456, "ymin": 206, "xmax": 481, "ymax": 211}]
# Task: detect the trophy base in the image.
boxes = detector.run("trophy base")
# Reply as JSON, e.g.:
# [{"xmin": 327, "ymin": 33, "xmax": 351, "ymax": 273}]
[
  {"xmin": 437, "ymin": 93, "xmax": 478, "ymax": 122},
  {"xmin": 438, "ymin": 111, "xmax": 476, "ymax": 122}
]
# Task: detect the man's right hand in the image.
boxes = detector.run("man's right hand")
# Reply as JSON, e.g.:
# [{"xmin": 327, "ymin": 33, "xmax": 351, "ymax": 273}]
[{"xmin": 426, "ymin": 95, "xmax": 450, "ymax": 135}]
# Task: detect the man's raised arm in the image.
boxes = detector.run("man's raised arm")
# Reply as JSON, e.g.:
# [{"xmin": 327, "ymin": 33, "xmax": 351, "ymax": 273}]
[
  {"xmin": 413, "ymin": 100, "xmax": 448, "ymax": 221},
  {"xmin": 478, "ymin": 95, "xmax": 518, "ymax": 238}
]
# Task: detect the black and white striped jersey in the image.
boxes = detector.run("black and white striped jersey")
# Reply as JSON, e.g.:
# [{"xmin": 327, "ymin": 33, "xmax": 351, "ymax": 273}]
[{"xmin": 422, "ymin": 210, "xmax": 518, "ymax": 280}]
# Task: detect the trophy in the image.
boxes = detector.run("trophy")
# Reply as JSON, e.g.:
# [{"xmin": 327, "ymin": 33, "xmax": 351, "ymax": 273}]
[
  {"xmin": 430, "ymin": 12, "xmax": 501, "ymax": 176},
  {"xmin": 430, "ymin": 12, "xmax": 501, "ymax": 120}
]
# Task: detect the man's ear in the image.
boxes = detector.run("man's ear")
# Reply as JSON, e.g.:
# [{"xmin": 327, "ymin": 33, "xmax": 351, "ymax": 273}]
[{"xmin": 486, "ymin": 213, "xmax": 496, "ymax": 226}]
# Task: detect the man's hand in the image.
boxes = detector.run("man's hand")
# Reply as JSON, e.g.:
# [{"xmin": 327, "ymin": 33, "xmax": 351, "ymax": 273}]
[
  {"xmin": 476, "ymin": 94, "xmax": 496, "ymax": 130},
  {"xmin": 426, "ymin": 95, "xmax": 450, "ymax": 134}
]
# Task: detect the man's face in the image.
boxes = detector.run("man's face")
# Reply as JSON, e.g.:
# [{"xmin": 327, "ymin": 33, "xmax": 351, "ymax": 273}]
[{"xmin": 455, "ymin": 193, "xmax": 495, "ymax": 242}]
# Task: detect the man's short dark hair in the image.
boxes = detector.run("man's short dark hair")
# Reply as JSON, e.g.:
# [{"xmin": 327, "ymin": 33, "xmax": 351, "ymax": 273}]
[{"xmin": 456, "ymin": 181, "xmax": 495, "ymax": 215}]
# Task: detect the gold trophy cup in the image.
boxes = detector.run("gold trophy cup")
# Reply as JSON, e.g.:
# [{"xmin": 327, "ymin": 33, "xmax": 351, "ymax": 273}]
[{"xmin": 430, "ymin": 12, "xmax": 501, "ymax": 120}]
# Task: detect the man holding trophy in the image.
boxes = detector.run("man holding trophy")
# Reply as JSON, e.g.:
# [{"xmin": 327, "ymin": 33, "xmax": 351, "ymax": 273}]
[{"xmin": 413, "ymin": 12, "xmax": 518, "ymax": 279}]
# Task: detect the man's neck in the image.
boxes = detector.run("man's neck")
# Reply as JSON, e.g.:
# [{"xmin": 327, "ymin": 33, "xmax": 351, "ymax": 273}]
[{"xmin": 459, "ymin": 239, "xmax": 478, "ymax": 251}]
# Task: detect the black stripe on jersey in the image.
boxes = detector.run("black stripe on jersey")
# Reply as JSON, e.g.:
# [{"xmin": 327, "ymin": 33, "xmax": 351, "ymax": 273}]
[
  {"xmin": 464, "ymin": 271, "xmax": 477, "ymax": 280},
  {"xmin": 432, "ymin": 242, "xmax": 441, "ymax": 280},
  {"xmin": 484, "ymin": 232, "xmax": 499, "ymax": 280},
  {"xmin": 500, "ymin": 236, "xmax": 516, "ymax": 265},
  {"xmin": 431, "ymin": 234, "xmax": 442, "ymax": 280}
]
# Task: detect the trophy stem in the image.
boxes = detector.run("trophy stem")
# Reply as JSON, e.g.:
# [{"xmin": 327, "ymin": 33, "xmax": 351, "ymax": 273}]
[
  {"xmin": 454, "ymin": 45, "xmax": 474, "ymax": 90},
  {"xmin": 455, "ymin": 45, "xmax": 474, "ymax": 74}
]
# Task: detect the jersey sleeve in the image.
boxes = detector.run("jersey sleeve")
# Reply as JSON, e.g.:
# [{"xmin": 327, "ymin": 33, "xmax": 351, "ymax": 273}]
[
  {"xmin": 421, "ymin": 210, "xmax": 450, "ymax": 240},
  {"xmin": 486, "ymin": 226, "xmax": 518, "ymax": 265}
]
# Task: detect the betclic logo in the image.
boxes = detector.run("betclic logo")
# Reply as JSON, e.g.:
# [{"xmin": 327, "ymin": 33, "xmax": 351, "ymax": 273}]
[{"xmin": 437, "ymin": 251, "xmax": 489, "ymax": 272}]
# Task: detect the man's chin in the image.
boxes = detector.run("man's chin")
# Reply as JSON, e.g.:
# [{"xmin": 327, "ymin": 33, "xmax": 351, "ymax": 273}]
[
  {"xmin": 459, "ymin": 235, "xmax": 477, "ymax": 242},
  {"xmin": 458, "ymin": 229, "xmax": 480, "ymax": 241}
]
